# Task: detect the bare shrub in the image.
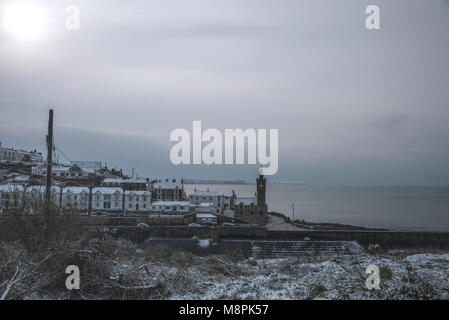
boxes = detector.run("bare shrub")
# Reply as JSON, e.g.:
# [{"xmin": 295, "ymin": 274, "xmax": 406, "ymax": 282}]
[
  {"xmin": 200, "ymin": 256, "xmax": 244, "ymax": 277},
  {"xmin": 278, "ymin": 259, "xmax": 296, "ymax": 275},
  {"xmin": 379, "ymin": 265, "xmax": 393, "ymax": 280},
  {"xmin": 2, "ymin": 199, "xmax": 83, "ymax": 252},
  {"xmin": 222, "ymin": 247, "xmax": 244, "ymax": 262},
  {"xmin": 142, "ymin": 244, "xmax": 174, "ymax": 262},
  {"xmin": 307, "ymin": 283, "xmax": 327, "ymax": 299},
  {"xmin": 367, "ymin": 243, "xmax": 382, "ymax": 254},
  {"xmin": 397, "ymin": 265, "xmax": 436, "ymax": 299}
]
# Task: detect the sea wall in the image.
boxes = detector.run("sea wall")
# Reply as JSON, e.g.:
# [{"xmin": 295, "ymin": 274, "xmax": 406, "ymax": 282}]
[
  {"xmin": 113, "ymin": 227, "xmax": 449, "ymax": 248},
  {"xmin": 80, "ymin": 214, "xmax": 195, "ymax": 226},
  {"xmin": 267, "ymin": 230, "xmax": 449, "ymax": 248},
  {"xmin": 102, "ymin": 226, "xmax": 268, "ymax": 243}
]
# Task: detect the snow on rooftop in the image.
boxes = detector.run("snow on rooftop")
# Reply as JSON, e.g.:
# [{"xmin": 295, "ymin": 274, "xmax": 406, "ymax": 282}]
[
  {"xmin": 12, "ymin": 175, "xmax": 29, "ymax": 181},
  {"xmin": 151, "ymin": 201, "xmax": 190, "ymax": 206},
  {"xmin": 124, "ymin": 190, "xmax": 151, "ymax": 196},
  {"xmin": 63, "ymin": 186, "xmax": 89, "ymax": 193},
  {"xmin": 0, "ymin": 184, "xmax": 24, "ymax": 191},
  {"xmin": 154, "ymin": 181, "xmax": 182, "ymax": 189},
  {"xmin": 92, "ymin": 187, "xmax": 123, "ymax": 194},
  {"xmin": 190, "ymin": 190, "xmax": 233, "ymax": 197},
  {"xmin": 81, "ymin": 167, "xmax": 96, "ymax": 174},
  {"xmin": 103, "ymin": 178, "xmax": 148, "ymax": 184},
  {"xmin": 72, "ymin": 161, "xmax": 102, "ymax": 169},
  {"xmin": 26, "ymin": 185, "xmax": 60, "ymax": 192},
  {"xmin": 199, "ymin": 202, "xmax": 214, "ymax": 207}
]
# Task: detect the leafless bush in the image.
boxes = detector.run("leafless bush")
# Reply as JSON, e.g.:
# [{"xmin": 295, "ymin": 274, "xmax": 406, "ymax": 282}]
[
  {"xmin": 278, "ymin": 259, "xmax": 297, "ymax": 275},
  {"xmin": 367, "ymin": 243, "xmax": 382, "ymax": 254},
  {"xmin": 2, "ymin": 198, "xmax": 83, "ymax": 252},
  {"xmin": 0, "ymin": 238, "xmax": 173, "ymax": 300},
  {"xmin": 139, "ymin": 244, "xmax": 197, "ymax": 267},
  {"xmin": 379, "ymin": 265, "xmax": 393, "ymax": 280},
  {"xmin": 397, "ymin": 265, "xmax": 437, "ymax": 299},
  {"xmin": 200, "ymin": 256, "xmax": 245, "ymax": 277},
  {"xmin": 222, "ymin": 247, "xmax": 244, "ymax": 262},
  {"xmin": 307, "ymin": 283, "xmax": 327, "ymax": 299}
]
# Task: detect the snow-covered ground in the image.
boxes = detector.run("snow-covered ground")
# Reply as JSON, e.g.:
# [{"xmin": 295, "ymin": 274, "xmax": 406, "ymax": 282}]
[
  {"xmin": 3, "ymin": 238, "xmax": 448, "ymax": 300},
  {"xmin": 166, "ymin": 251, "xmax": 449, "ymax": 300}
]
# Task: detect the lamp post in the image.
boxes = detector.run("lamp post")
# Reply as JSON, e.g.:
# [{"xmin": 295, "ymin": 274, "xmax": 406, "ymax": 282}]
[{"xmin": 291, "ymin": 202, "xmax": 295, "ymax": 223}]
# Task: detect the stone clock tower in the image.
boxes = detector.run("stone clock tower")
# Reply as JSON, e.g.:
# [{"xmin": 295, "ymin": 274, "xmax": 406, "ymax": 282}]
[{"xmin": 233, "ymin": 170, "xmax": 269, "ymax": 225}]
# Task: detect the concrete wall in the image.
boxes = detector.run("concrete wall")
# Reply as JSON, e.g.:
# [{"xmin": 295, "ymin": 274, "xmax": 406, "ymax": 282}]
[
  {"xmin": 0, "ymin": 213, "xmax": 196, "ymax": 229},
  {"xmin": 105, "ymin": 225, "xmax": 268, "ymax": 243},
  {"xmin": 268, "ymin": 230, "xmax": 449, "ymax": 248},
  {"xmin": 236, "ymin": 214, "xmax": 268, "ymax": 226},
  {"xmin": 83, "ymin": 214, "xmax": 196, "ymax": 226}
]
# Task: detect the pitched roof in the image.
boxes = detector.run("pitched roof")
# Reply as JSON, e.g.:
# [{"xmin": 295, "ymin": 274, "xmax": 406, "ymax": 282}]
[
  {"xmin": 190, "ymin": 190, "xmax": 232, "ymax": 197},
  {"xmin": 154, "ymin": 181, "xmax": 182, "ymax": 189},
  {"xmin": 152, "ymin": 201, "xmax": 190, "ymax": 206}
]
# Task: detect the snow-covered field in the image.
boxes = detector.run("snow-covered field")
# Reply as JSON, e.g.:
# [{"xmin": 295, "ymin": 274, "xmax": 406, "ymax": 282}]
[
  {"xmin": 2, "ymin": 238, "xmax": 448, "ymax": 300},
  {"xmin": 165, "ymin": 251, "xmax": 449, "ymax": 300},
  {"xmin": 111, "ymin": 245, "xmax": 449, "ymax": 300}
]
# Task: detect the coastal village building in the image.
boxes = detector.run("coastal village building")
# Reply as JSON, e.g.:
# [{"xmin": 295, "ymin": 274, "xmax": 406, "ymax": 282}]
[
  {"xmin": 72, "ymin": 161, "xmax": 102, "ymax": 170},
  {"xmin": 32, "ymin": 161, "xmax": 107, "ymax": 182},
  {"xmin": 124, "ymin": 190, "xmax": 152, "ymax": 211},
  {"xmin": 92, "ymin": 187, "xmax": 123, "ymax": 211},
  {"xmin": 194, "ymin": 202, "xmax": 216, "ymax": 214},
  {"xmin": 233, "ymin": 174, "xmax": 268, "ymax": 225},
  {"xmin": 0, "ymin": 184, "xmax": 25, "ymax": 211},
  {"xmin": 26, "ymin": 185, "xmax": 60, "ymax": 204},
  {"xmin": 0, "ymin": 185, "xmax": 152, "ymax": 214},
  {"xmin": 103, "ymin": 178, "xmax": 149, "ymax": 191},
  {"xmin": 3, "ymin": 174, "xmax": 30, "ymax": 184},
  {"xmin": 152, "ymin": 179, "xmax": 186, "ymax": 201},
  {"xmin": 62, "ymin": 186, "xmax": 89, "ymax": 209},
  {"xmin": 188, "ymin": 190, "xmax": 235, "ymax": 214},
  {"xmin": 0, "ymin": 142, "xmax": 43, "ymax": 163},
  {"xmin": 150, "ymin": 201, "xmax": 191, "ymax": 213},
  {"xmin": 32, "ymin": 164, "xmax": 92, "ymax": 180}
]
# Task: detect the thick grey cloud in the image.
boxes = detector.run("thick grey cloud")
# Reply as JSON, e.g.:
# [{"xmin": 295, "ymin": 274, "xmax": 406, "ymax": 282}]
[{"xmin": 1, "ymin": 0, "xmax": 449, "ymax": 185}]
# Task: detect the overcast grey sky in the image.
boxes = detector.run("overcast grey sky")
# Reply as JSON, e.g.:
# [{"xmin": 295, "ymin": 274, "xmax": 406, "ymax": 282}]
[{"xmin": 1, "ymin": 0, "xmax": 449, "ymax": 185}]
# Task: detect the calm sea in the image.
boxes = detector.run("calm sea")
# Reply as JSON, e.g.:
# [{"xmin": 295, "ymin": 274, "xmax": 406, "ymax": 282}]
[{"xmin": 185, "ymin": 184, "xmax": 449, "ymax": 231}]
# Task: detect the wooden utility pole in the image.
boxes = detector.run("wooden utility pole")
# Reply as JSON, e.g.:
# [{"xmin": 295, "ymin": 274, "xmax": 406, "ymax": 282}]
[
  {"xmin": 88, "ymin": 183, "xmax": 93, "ymax": 216},
  {"xmin": 59, "ymin": 183, "xmax": 64, "ymax": 214},
  {"xmin": 45, "ymin": 109, "xmax": 54, "ymax": 210}
]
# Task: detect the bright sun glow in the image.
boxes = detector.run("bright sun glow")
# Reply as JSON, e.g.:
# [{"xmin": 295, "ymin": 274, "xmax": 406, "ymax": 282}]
[{"xmin": 3, "ymin": 2, "xmax": 47, "ymax": 41}]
